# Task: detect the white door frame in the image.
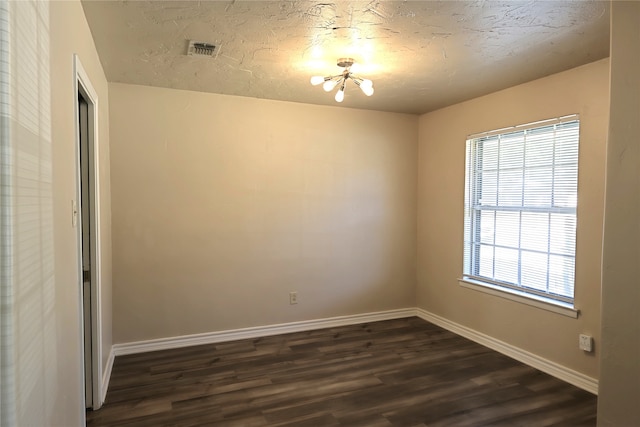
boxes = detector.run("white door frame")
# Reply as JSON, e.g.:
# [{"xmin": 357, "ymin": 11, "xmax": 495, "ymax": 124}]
[{"xmin": 73, "ymin": 54, "xmax": 103, "ymax": 411}]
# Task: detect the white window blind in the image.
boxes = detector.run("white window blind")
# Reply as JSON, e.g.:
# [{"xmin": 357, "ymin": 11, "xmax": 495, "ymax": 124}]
[
  {"xmin": 1, "ymin": 1, "xmax": 54, "ymax": 425},
  {"xmin": 463, "ymin": 116, "xmax": 580, "ymax": 304}
]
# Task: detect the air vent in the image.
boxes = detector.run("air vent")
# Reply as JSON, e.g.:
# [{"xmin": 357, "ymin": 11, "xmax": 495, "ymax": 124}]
[{"xmin": 187, "ymin": 40, "xmax": 216, "ymax": 57}]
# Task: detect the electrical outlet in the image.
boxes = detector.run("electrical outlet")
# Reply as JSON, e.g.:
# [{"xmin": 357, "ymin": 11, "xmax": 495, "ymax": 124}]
[
  {"xmin": 579, "ymin": 334, "xmax": 593, "ymax": 352},
  {"xmin": 289, "ymin": 291, "xmax": 298, "ymax": 305}
]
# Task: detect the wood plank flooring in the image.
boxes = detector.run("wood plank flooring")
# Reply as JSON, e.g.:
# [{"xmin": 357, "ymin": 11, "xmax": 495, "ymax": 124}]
[{"xmin": 87, "ymin": 317, "xmax": 597, "ymax": 426}]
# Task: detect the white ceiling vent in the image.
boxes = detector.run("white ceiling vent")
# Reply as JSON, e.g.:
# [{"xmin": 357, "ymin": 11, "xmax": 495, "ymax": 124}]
[{"xmin": 187, "ymin": 40, "xmax": 216, "ymax": 57}]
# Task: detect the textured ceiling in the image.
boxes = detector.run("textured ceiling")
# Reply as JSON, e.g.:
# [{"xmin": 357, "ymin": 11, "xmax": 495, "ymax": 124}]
[{"xmin": 81, "ymin": 0, "xmax": 610, "ymax": 115}]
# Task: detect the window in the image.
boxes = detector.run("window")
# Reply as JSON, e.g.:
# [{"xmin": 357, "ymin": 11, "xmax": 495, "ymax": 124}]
[{"xmin": 462, "ymin": 116, "xmax": 580, "ymax": 307}]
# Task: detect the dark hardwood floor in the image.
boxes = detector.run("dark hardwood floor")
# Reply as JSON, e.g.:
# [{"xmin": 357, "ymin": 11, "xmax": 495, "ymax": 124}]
[{"xmin": 87, "ymin": 317, "xmax": 597, "ymax": 426}]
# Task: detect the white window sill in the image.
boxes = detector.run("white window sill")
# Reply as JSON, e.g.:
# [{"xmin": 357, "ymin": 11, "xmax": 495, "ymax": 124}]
[{"xmin": 458, "ymin": 277, "xmax": 579, "ymax": 319}]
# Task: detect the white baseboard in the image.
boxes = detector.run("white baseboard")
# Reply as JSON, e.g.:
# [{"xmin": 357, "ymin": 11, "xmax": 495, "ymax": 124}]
[
  {"xmin": 112, "ymin": 308, "xmax": 417, "ymax": 356},
  {"xmin": 106, "ymin": 307, "xmax": 597, "ymax": 397},
  {"xmin": 101, "ymin": 347, "xmax": 115, "ymax": 403},
  {"xmin": 416, "ymin": 308, "xmax": 598, "ymax": 395}
]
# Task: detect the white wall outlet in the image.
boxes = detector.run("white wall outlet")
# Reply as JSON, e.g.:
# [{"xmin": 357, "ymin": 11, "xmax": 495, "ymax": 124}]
[
  {"xmin": 289, "ymin": 291, "xmax": 298, "ymax": 305},
  {"xmin": 579, "ymin": 334, "xmax": 593, "ymax": 352}
]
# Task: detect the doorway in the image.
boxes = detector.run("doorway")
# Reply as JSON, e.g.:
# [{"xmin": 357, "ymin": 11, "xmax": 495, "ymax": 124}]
[{"xmin": 75, "ymin": 56, "xmax": 103, "ymax": 411}]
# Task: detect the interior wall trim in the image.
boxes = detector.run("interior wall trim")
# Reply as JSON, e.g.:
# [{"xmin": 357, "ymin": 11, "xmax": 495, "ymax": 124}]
[
  {"xmin": 101, "ymin": 348, "xmax": 115, "ymax": 403},
  {"xmin": 112, "ymin": 308, "xmax": 417, "ymax": 356},
  {"xmin": 416, "ymin": 308, "xmax": 599, "ymax": 395},
  {"xmin": 107, "ymin": 308, "xmax": 597, "ymax": 397}
]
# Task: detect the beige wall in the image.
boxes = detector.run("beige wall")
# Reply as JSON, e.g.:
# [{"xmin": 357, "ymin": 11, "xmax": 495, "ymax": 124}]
[
  {"xmin": 598, "ymin": 1, "xmax": 640, "ymax": 424},
  {"xmin": 417, "ymin": 58, "xmax": 609, "ymax": 379},
  {"xmin": 109, "ymin": 83, "xmax": 417, "ymax": 344},
  {"xmin": 49, "ymin": 0, "xmax": 112, "ymax": 424}
]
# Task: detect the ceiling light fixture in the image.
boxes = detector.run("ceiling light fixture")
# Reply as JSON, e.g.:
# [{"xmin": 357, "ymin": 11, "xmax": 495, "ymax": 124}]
[{"xmin": 310, "ymin": 58, "xmax": 374, "ymax": 103}]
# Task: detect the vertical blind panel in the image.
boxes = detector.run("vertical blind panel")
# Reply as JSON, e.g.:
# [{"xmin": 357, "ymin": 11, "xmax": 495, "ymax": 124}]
[
  {"xmin": 0, "ymin": 1, "xmax": 16, "ymax": 425},
  {"xmin": 463, "ymin": 119, "xmax": 579, "ymax": 303},
  {"xmin": 1, "ymin": 1, "xmax": 54, "ymax": 426}
]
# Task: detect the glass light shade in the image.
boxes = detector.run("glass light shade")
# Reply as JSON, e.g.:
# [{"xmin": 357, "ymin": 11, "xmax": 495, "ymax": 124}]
[
  {"xmin": 310, "ymin": 75, "xmax": 325, "ymax": 86},
  {"xmin": 335, "ymin": 88, "xmax": 345, "ymax": 103},
  {"xmin": 323, "ymin": 79, "xmax": 338, "ymax": 92}
]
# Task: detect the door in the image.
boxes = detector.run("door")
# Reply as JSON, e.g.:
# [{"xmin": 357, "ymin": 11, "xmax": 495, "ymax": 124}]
[{"xmin": 78, "ymin": 92, "xmax": 93, "ymax": 408}]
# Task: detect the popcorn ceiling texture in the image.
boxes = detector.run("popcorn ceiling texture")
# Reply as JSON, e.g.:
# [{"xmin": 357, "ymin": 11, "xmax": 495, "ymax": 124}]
[{"xmin": 82, "ymin": 0, "xmax": 609, "ymax": 114}]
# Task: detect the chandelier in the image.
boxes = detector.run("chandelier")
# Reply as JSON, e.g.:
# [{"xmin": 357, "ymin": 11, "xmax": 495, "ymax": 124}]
[{"xmin": 310, "ymin": 58, "xmax": 374, "ymax": 103}]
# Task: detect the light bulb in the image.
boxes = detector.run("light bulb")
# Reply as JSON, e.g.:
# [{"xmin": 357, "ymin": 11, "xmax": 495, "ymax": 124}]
[
  {"xmin": 361, "ymin": 85, "xmax": 374, "ymax": 96},
  {"xmin": 310, "ymin": 75, "xmax": 326, "ymax": 86},
  {"xmin": 335, "ymin": 87, "xmax": 345, "ymax": 103},
  {"xmin": 353, "ymin": 78, "xmax": 374, "ymax": 96},
  {"xmin": 359, "ymin": 79, "xmax": 373, "ymax": 89},
  {"xmin": 323, "ymin": 79, "xmax": 338, "ymax": 92}
]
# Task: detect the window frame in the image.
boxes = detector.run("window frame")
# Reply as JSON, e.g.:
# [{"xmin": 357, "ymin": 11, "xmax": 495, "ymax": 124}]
[{"xmin": 461, "ymin": 115, "xmax": 580, "ymax": 317}]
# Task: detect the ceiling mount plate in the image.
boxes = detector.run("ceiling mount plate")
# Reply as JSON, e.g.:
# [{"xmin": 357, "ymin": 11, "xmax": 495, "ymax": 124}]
[{"xmin": 337, "ymin": 58, "xmax": 354, "ymax": 68}]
